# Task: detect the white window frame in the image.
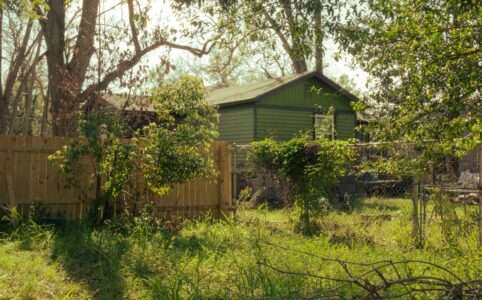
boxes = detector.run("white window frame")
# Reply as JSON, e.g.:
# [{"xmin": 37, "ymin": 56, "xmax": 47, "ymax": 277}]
[{"xmin": 314, "ymin": 111, "xmax": 335, "ymax": 140}]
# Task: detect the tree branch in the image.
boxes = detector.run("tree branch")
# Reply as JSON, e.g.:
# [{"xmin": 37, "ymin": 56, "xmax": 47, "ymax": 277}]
[
  {"xmin": 259, "ymin": 4, "xmax": 292, "ymax": 56},
  {"xmin": 127, "ymin": 0, "xmax": 141, "ymax": 54},
  {"xmin": 79, "ymin": 39, "xmax": 214, "ymax": 102},
  {"xmin": 68, "ymin": 0, "xmax": 100, "ymax": 85},
  {"xmin": 3, "ymin": 20, "xmax": 34, "ymax": 101}
]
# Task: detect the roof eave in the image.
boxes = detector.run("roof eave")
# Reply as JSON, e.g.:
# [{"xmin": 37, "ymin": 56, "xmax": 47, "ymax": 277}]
[
  {"xmin": 209, "ymin": 71, "xmax": 360, "ymax": 107},
  {"xmin": 244, "ymin": 71, "xmax": 359, "ymax": 104},
  {"xmin": 215, "ymin": 98, "xmax": 257, "ymax": 108}
]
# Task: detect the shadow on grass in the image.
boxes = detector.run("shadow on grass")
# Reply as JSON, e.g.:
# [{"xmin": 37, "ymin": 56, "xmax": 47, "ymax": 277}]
[
  {"xmin": 51, "ymin": 223, "xmax": 127, "ymax": 300},
  {"xmin": 352, "ymin": 199, "xmax": 404, "ymax": 213},
  {"xmin": 130, "ymin": 231, "xmax": 215, "ymax": 299}
]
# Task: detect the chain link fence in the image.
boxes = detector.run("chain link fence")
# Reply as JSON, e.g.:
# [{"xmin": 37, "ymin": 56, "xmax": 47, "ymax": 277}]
[{"xmin": 233, "ymin": 142, "xmax": 480, "ymax": 199}]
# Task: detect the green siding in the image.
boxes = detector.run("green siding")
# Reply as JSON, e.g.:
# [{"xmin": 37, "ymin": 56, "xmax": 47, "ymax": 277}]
[
  {"xmin": 260, "ymin": 78, "xmax": 352, "ymax": 111},
  {"xmin": 216, "ymin": 76, "xmax": 356, "ymax": 144},
  {"xmin": 304, "ymin": 78, "xmax": 353, "ymax": 111},
  {"xmin": 256, "ymin": 107, "xmax": 312, "ymax": 140},
  {"xmin": 260, "ymin": 80, "xmax": 306, "ymax": 107},
  {"xmin": 336, "ymin": 112, "xmax": 356, "ymax": 140},
  {"xmin": 218, "ymin": 105, "xmax": 254, "ymax": 144},
  {"xmin": 255, "ymin": 77, "xmax": 355, "ymax": 141}
]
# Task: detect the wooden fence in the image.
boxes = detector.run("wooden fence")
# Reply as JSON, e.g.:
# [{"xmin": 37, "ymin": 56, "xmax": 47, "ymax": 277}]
[{"xmin": 0, "ymin": 136, "xmax": 233, "ymax": 220}]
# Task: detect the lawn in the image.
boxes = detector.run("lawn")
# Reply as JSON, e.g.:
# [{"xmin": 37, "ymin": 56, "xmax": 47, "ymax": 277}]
[{"xmin": 0, "ymin": 198, "xmax": 480, "ymax": 299}]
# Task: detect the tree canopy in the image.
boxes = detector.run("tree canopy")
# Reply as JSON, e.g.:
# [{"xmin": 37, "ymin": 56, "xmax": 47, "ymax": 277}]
[{"xmin": 339, "ymin": 0, "xmax": 481, "ymax": 166}]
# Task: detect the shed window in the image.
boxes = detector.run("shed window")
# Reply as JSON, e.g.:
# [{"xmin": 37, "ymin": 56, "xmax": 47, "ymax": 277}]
[{"xmin": 314, "ymin": 112, "xmax": 335, "ymax": 139}]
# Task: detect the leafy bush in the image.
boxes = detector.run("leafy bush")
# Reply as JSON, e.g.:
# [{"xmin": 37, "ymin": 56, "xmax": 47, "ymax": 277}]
[
  {"xmin": 138, "ymin": 76, "xmax": 218, "ymax": 195},
  {"xmin": 249, "ymin": 135, "xmax": 357, "ymax": 235},
  {"xmin": 238, "ymin": 187, "xmax": 253, "ymax": 203},
  {"xmin": 49, "ymin": 76, "xmax": 218, "ymax": 221}
]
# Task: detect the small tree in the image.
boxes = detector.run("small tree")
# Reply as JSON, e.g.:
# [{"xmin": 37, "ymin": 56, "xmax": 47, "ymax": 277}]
[
  {"xmin": 49, "ymin": 111, "xmax": 132, "ymax": 220},
  {"xmin": 249, "ymin": 136, "xmax": 357, "ymax": 235},
  {"xmin": 50, "ymin": 75, "xmax": 218, "ymax": 220},
  {"xmin": 138, "ymin": 75, "xmax": 219, "ymax": 195}
]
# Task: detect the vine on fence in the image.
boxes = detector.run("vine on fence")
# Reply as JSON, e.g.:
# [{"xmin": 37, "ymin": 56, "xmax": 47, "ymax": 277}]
[
  {"xmin": 49, "ymin": 76, "xmax": 218, "ymax": 220},
  {"xmin": 249, "ymin": 135, "xmax": 357, "ymax": 235}
]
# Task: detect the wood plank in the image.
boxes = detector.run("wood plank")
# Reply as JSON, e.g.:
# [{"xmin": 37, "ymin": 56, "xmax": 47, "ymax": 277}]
[
  {"xmin": 0, "ymin": 149, "xmax": 6, "ymax": 204},
  {"xmin": 479, "ymin": 145, "xmax": 482, "ymax": 248},
  {"xmin": 6, "ymin": 175, "xmax": 15, "ymax": 207},
  {"xmin": 15, "ymin": 137, "xmax": 28, "ymax": 203},
  {"xmin": 0, "ymin": 137, "xmax": 233, "ymax": 220},
  {"xmin": 27, "ymin": 137, "xmax": 34, "ymax": 203}
]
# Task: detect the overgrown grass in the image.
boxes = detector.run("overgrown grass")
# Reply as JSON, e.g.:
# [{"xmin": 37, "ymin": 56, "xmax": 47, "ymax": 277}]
[{"xmin": 0, "ymin": 198, "xmax": 480, "ymax": 299}]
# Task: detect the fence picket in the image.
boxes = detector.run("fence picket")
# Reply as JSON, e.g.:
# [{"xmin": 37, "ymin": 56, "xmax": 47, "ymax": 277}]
[{"xmin": 0, "ymin": 136, "xmax": 233, "ymax": 220}]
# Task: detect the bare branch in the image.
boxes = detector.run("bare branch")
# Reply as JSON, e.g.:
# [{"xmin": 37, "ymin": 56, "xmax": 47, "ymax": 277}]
[
  {"xmin": 3, "ymin": 20, "xmax": 34, "ymax": 101},
  {"xmin": 127, "ymin": 0, "xmax": 141, "ymax": 54},
  {"xmin": 79, "ymin": 38, "xmax": 214, "ymax": 102},
  {"xmin": 259, "ymin": 5, "xmax": 292, "ymax": 56}
]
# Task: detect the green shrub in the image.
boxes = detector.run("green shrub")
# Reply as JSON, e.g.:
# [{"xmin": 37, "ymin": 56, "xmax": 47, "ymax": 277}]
[
  {"xmin": 249, "ymin": 135, "xmax": 357, "ymax": 235},
  {"xmin": 238, "ymin": 187, "xmax": 253, "ymax": 203},
  {"xmin": 139, "ymin": 76, "xmax": 219, "ymax": 195},
  {"xmin": 49, "ymin": 76, "xmax": 218, "ymax": 221}
]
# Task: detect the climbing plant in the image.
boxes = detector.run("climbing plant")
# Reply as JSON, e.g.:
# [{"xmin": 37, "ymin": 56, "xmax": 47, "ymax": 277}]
[
  {"xmin": 249, "ymin": 135, "xmax": 357, "ymax": 235},
  {"xmin": 49, "ymin": 76, "xmax": 218, "ymax": 220},
  {"xmin": 137, "ymin": 75, "xmax": 219, "ymax": 195}
]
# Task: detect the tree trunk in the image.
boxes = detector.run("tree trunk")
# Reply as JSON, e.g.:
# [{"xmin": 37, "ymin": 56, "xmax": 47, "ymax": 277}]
[
  {"xmin": 40, "ymin": 0, "xmax": 100, "ymax": 136},
  {"xmin": 314, "ymin": 1, "xmax": 323, "ymax": 73},
  {"xmin": 278, "ymin": 0, "xmax": 308, "ymax": 74},
  {"xmin": 0, "ymin": 103, "xmax": 7, "ymax": 134},
  {"xmin": 43, "ymin": 0, "xmax": 70, "ymax": 136},
  {"xmin": 42, "ymin": 0, "xmax": 81, "ymax": 136},
  {"xmin": 0, "ymin": 8, "xmax": 4, "ymax": 134},
  {"xmin": 51, "ymin": 91, "xmax": 81, "ymax": 136},
  {"xmin": 38, "ymin": 78, "xmax": 49, "ymax": 136},
  {"xmin": 22, "ymin": 73, "xmax": 35, "ymax": 135},
  {"xmin": 291, "ymin": 58, "xmax": 308, "ymax": 74}
]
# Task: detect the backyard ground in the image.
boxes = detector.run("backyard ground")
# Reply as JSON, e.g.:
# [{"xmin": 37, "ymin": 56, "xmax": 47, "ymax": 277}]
[{"xmin": 0, "ymin": 198, "xmax": 480, "ymax": 300}]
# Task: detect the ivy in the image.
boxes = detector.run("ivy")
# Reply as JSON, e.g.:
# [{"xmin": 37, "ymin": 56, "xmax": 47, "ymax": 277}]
[
  {"xmin": 249, "ymin": 135, "xmax": 357, "ymax": 235},
  {"xmin": 49, "ymin": 76, "xmax": 218, "ymax": 220}
]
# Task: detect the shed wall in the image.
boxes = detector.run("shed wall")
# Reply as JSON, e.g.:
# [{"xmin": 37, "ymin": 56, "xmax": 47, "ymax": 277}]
[
  {"xmin": 336, "ymin": 112, "xmax": 356, "ymax": 140},
  {"xmin": 256, "ymin": 107, "xmax": 312, "ymax": 140},
  {"xmin": 254, "ymin": 77, "xmax": 356, "ymax": 141},
  {"xmin": 218, "ymin": 105, "xmax": 254, "ymax": 144}
]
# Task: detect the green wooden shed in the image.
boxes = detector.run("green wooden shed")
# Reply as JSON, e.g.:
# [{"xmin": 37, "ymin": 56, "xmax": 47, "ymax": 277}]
[{"xmin": 206, "ymin": 71, "xmax": 359, "ymax": 145}]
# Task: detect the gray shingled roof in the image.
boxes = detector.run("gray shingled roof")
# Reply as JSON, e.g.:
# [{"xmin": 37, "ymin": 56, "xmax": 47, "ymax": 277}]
[{"xmin": 206, "ymin": 71, "xmax": 358, "ymax": 107}]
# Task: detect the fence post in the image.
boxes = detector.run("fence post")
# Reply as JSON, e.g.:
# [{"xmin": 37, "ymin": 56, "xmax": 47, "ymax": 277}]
[
  {"xmin": 6, "ymin": 174, "xmax": 15, "ymax": 208},
  {"xmin": 479, "ymin": 145, "xmax": 481, "ymax": 248},
  {"xmin": 226, "ymin": 143, "xmax": 233, "ymax": 211},
  {"xmin": 217, "ymin": 143, "xmax": 222, "ymax": 216},
  {"xmin": 217, "ymin": 142, "xmax": 233, "ymax": 215},
  {"xmin": 411, "ymin": 178, "xmax": 425, "ymax": 249},
  {"xmin": 232, "ymin": 144, "xmax": 238, "ymax": 201},
  {"xmin": 6, "ymin": 145, "xmax": 16, "ymax": 208}
]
